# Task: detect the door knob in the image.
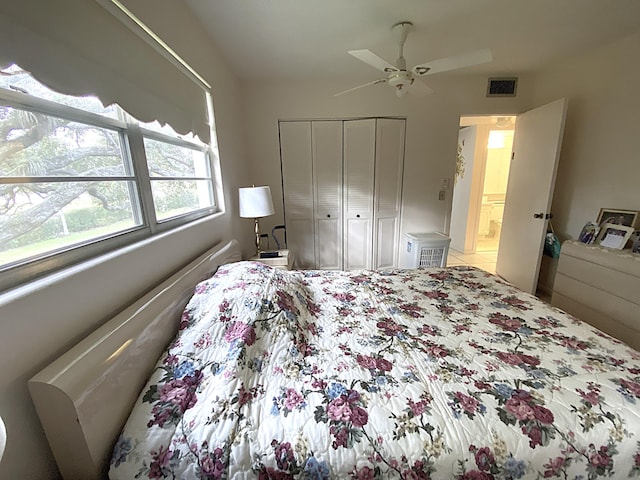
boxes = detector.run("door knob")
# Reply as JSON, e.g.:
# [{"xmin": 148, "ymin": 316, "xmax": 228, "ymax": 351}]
[
  {"xmin": 327, "ymin": 214, "xmax": 331, "ymax": 218},
  {"xmin": 356, "ymin": 214, "xmax": 361, "ymax": 218},
  {"xmin": 533, "ymin": 213, "xmax": 544, "ymax": 219}
]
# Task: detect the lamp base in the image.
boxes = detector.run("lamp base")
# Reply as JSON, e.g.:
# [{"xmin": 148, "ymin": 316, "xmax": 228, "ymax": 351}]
[{"xmin": 254, "ymin": 218, "xmax": 261, "ymax": 256}]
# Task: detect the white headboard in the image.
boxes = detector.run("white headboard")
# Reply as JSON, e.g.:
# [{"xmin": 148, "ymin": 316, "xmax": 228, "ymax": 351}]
[{"xmin": 28, "ymin": 239, "xmax": 242, "ymax": 480}]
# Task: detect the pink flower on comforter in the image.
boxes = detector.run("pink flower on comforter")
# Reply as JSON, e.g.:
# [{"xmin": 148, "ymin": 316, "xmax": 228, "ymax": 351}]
[
  {"xmin": 327, "ymin": 391, "xmax": 369, "ymax": 428},
  {"xmin": 159, "ymin": 372, "xmax": 203, "ymax": 411},
  {"xmin": 456, "ymin": 392, "xmax": 480, "ymax": 415},
  {"xmin": 283, "ymin": 388, "xmax": 304, "ymax": 410},
  {"xmin": 224, "ymin": 321, "xmax": 256, "ymax": 346},
  {"xmin": 505, "ymin": 397, "xmax": 535, "ymax": 421},
  {"xmin": 327, "ymin": 396, "xmax": 352, "ymax": 422}
]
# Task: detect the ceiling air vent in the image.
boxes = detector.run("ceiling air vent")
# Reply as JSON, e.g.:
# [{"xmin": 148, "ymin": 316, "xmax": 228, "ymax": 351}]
[{"xmin": 487, "ymin": 77, "xmax": 518, "ymax": 97}]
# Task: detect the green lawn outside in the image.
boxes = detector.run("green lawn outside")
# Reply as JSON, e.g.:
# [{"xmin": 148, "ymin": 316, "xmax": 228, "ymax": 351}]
[
  {"xmin": 0, "ymin": 219, "xmax": 137, "ymax": 266},
  {"xmin": 1, "ymin": 205, "xmax": 200, "ymax": 268}
]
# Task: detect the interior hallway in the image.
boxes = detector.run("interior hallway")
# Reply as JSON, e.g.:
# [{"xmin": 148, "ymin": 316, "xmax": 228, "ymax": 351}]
[{"xmin": 447, "ymin": 249, "xmax": 497, "ymax": 274}]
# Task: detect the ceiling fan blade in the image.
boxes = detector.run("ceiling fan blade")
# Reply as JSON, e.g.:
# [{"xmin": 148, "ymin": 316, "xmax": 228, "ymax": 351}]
[
  {"xmin": 348, "ymin": 49, "xmax": 398, "ymax": 73},
  {"xmin": 412, "ymin": 48, "xmax": 493, "ymax": 76},
  {"xmin": 334, "ymin": 78, "xmax": 388, "ymax": 97},
  {"xmin": 408, "ymin": 78, "xmax": 433, "ymax": 96}
]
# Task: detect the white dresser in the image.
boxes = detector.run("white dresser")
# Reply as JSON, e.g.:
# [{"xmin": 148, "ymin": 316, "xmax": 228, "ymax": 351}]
[{"xmin": 551, "ymin": 241, "xmax": 640, "ymax": 350}]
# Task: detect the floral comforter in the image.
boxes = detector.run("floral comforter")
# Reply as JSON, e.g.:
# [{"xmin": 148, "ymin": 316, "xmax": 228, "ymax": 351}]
[{"xmin": 110, "ymin": 262, "xmax": 640, "ymax": 479}]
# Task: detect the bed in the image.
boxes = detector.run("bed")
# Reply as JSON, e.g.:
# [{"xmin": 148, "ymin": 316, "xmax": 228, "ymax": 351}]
[{"xmin": 30, "ymin": 240, "xmax": 640, "ymax": 479}]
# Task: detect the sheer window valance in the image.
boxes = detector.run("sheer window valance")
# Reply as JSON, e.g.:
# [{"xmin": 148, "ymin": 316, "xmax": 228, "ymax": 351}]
[{"xmin": 0, "ymin": 0, "xmax": 211, "ymax": 144}]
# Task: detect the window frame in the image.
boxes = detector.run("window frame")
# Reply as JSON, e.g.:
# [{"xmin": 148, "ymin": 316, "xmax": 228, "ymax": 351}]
[
  {"xmin": 138, "ymin": 125, "xmax": 217, "ymax": 224},
  {"xmin": 0, "ymin": 85, "xmax": 220, "ymax": 291}
]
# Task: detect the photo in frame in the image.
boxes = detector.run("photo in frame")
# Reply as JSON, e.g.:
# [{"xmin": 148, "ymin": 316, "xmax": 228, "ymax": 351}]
[
  {"xmin": 596, "ymin": 208, "xmax": 639, "ymax": 229},
  {"xmin": 632, "ymin": 231, "xmax": 640, "ymax": 254},
  {"xmin": 595, "ymin": 223, "xmax": 635, "ymax": 250},
  {"xmin": 578, "ymin": 221, "xmax": 599, "ymax": 244}
]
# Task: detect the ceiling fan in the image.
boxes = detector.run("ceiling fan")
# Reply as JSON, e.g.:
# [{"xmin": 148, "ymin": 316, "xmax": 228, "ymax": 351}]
[{"xmin": 335, "ymin": 21, "xmax": 493, "ymax": 98}]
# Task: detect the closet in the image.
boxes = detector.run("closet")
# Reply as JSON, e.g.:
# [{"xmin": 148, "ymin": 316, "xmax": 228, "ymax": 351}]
[{"xmin": 279, "ymin": 118, "xmax": 405, "ymax": 270}]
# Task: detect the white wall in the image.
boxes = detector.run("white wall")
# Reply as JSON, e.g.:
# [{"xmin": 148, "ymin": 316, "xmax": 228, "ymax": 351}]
[
  {"xmin": 0, "ymin": 3, "xmax": 250, "ymax": 478},
  {"xmin": 450, "ymin": 126, "xmax": 478, "ymax": 252},
  {"xmin": 531, "ymin": 31, "xmax": 640, "ymax": 241},
  {"xmin": 241, "ymin": 76, "xmax": 531, "ymax": 259}
]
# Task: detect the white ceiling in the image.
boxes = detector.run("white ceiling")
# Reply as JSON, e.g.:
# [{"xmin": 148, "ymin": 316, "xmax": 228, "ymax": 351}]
[{"xmin": 184, "ymin": 0, "xmax": 640, "ymax": 82}]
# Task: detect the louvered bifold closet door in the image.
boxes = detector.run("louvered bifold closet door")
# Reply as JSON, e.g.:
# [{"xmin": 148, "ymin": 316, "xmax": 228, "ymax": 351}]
[
  {"xmin": 312, "ymin": 121, "xmax": 343, "ymax": 270},
  {"xmin": 280, "ymin": 121, "xmax": 315, "ymax": 268},
  {"xmin": 343, "ymin": 119, "xmax": 376, "ymax": 270},
  {"xmin": 373, "ymin": 118, "xmax": 406, "ymax": 270}
]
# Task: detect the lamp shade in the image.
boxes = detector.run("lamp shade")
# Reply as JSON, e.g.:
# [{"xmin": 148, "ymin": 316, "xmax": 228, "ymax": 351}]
[{"xmin": 239, "ymin": 186, "xmax": 275, "ymax": 218}]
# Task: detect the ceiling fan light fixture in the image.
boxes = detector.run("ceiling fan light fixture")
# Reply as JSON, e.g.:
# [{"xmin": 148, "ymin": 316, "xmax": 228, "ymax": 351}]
[{"xmin": 388, "ymin": 71, "xmax": 411, "ymax": 92}]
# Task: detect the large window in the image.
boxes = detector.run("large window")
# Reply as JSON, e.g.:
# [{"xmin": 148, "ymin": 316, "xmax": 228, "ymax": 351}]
[{"xmin": 0, "ymin": 65, "xmax": 219, "ymax": 289}]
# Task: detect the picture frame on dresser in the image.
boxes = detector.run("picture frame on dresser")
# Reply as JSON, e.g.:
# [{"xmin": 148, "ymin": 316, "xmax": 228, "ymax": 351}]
[
  {"xmin": 596, "ymin": 208, "xmax": 639, "ymax": 229},
  {"xmin": 632, "ymin": 232, "xmax": 640, "ymax": 254},
  {"xmin": 596, "ymin": 223, "xmax": 635, "ymax": 249},
  {"xmin": 578, "ymin": 221, "xmax": 599, "ymax": 244}
]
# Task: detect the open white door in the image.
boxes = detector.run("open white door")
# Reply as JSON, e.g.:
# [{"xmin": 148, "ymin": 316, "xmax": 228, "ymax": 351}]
[{"xmin": 496, "ymin": 98, "xmax": 567, "ymax": 294}]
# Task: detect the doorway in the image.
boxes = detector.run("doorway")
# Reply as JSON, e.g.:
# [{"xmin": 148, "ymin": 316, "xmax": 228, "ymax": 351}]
[{"xmin": 448, "ymin": 115, "xmax": 516, "ymax": 273}]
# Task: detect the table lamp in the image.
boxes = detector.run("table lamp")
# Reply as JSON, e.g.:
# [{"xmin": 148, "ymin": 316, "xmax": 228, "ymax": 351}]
[{"xmin": 239, "ymin": 185, "xmax": 275, "ymax": 256}]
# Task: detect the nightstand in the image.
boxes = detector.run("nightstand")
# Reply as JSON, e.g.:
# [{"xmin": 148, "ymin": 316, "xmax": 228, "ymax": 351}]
[{"xmin": 249, "ymin": 249, "xmax": 293, "ymax": 270}]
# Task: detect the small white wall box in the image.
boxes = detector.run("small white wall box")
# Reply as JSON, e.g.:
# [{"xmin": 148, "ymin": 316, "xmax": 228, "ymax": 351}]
[{"xmin": 405, "ymin": 232, "xmax": 451, "ymax": 268}]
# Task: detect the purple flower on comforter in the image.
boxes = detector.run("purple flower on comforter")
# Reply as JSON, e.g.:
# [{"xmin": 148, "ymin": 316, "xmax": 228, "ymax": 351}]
[
  {"xmin": 223, "ymin": 321, "xmax": 256, "ymax": 346},
  {"xmin": 321, "ymin": 389, "xmax": 369, "ymax": 449},
  {"xmin": 145, "ymin": 370, "xmax": 203, "ymax": 428},
  {"xmin": 148, "ymin": 445, "xmax": 173, "ymax": 479},
  {"xmin": 273, "ymin": 440, "xmax": 295, "ymax": 470},
  {"xmin": 376, "ymin": 318, "xmax": 404, "ymax": 336},
  {"xmin": 489, "ymin": 312, "xmax": 523, "ymax": 331},
  {"xmin": 160, "ymin": 373, "xmax": 202, "ymax": 409},
  {"xmin": 200, "ymin": 449, "xmax": 225, "ymax": 479},
  {"xmin": 276, "ymin": 290, "xmax": 299, "ymax": 318}
]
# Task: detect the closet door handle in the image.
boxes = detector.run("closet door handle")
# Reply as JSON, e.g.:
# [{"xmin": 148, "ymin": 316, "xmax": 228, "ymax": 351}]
[
  {"xmin": 327, "ymin": 214, "xmax": 331, "ymax": 218},
  {"xmin": 533, "ymin": 213, "xmax": 544, "ymax": 219},
  {"xmin": 356, "ymin": 214, "xmax": 361, "ymax": 218}
]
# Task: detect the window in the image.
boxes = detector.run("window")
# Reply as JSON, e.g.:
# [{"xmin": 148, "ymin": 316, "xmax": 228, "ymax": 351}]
[
  {"xmin": 142, "ymin": 132, "xmax": 215, "ymax": 221},
  {"xmin": 0, "ymin": 65, "xmax": 219, "ymax": 289}
]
